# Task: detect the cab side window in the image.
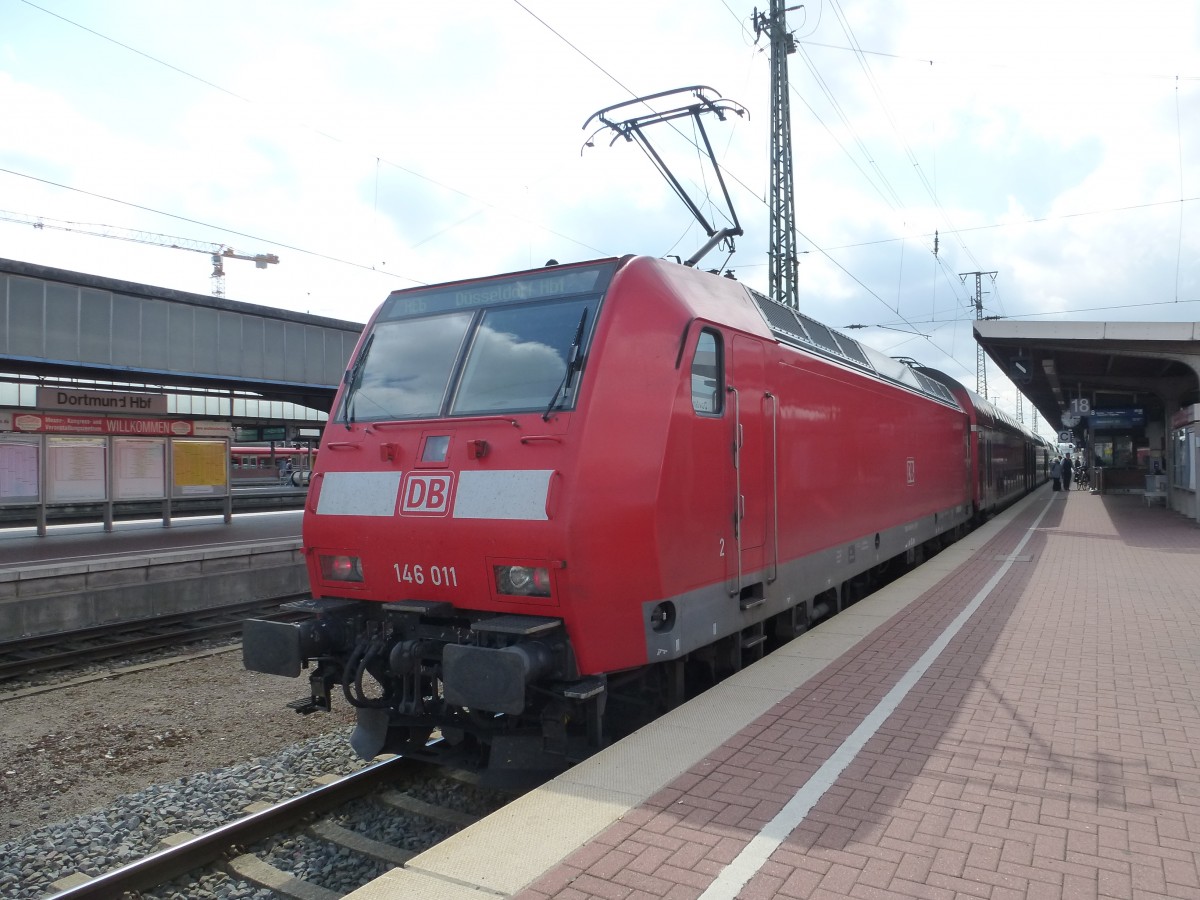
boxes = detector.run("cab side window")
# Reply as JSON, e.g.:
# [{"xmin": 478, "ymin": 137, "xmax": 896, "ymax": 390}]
[{"xmin": 690, "ymin": 329, "xmax": 724, "ymax": 415}]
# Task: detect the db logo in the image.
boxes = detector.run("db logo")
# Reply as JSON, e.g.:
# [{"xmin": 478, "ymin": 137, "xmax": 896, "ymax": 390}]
[{"xmin": 399, "ymin": 473, "xmax": 454, "ymax": 516}]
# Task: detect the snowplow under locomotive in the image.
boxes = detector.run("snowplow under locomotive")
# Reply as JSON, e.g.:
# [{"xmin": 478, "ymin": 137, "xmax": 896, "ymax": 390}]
[{"xmin": 243, "ymin": 255, "xmax": 1048, "ymax": 774}]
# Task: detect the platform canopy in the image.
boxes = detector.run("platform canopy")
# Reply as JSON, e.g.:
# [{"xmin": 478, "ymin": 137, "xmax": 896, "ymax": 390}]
[{"xmin": 973, "ymin": 320, "xmax": 1200, "ymax": 435}]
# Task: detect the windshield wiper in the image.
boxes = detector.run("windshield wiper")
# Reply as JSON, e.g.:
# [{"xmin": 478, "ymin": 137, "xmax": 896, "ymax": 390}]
[
  {"xmin": 543, "ymin": 309, "xmax": 589, "ymax": 421},
  {"xmin": 340, "ymin": 332, "xmax": 376, "ymax": 428}
]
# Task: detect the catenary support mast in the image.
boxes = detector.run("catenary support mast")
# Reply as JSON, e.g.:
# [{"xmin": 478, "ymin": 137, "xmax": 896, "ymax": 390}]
[
  {"xmin": 959, "ymin": 270, "xmax": 997, "ymax": 397},
  {"xmin": 755, "ymin": 3, "xmax": 800, "ymax": 310}
]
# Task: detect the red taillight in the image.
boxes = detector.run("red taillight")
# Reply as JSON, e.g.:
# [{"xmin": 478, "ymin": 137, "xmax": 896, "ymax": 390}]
[{"xmin": 319, "ymin": 554, "xmax": 364, "ymax": 582}]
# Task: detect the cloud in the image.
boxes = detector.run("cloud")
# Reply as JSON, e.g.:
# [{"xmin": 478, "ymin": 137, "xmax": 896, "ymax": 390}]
[{"xmin": 1, "ymin": 0, "xmax": 1198, "ymax": 437}]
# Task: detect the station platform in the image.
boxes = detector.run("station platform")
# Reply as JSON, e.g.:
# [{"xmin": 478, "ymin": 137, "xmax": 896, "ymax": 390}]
[
  {"xmin": 348, "ymin": 484, "xmax": 1200, "ymax": 900},
  {"xmin": 0, "ymin": 510, "xmax": 303, "ymax": 641},
  {"xmin": 0, "ymin": 508, "xmax": 302, "ymax": 570}
]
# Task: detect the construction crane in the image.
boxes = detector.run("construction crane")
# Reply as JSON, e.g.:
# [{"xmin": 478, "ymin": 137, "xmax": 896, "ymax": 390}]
[{"xmin": 0, "ymin": 209, "xmax": 280, "ymax": 298}]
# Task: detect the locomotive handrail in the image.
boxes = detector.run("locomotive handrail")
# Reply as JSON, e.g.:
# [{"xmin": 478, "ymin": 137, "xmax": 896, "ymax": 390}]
[
  {"xmin": 520, "ymin": 435, "xmax": 563, "ymax": 444},
  {"xmin": 305, "ymin": 471, "xmax": 323, "ymax": 514},
  {"xmin": 545, "ymin": 470, "xmax": 561, "ymax": 519},
  {"xmin": 767, "ymin": 391, "xmax": 779, "ymax": 585},
  {"xmin": 454, "ymin": 415, "xmax": 520, "ymax": 428},
  {"xmin": 729, "ymin": 385, "xmax": 743, "ymax": 597},
  {"xmin": 323, "ymin": 441, "xmax": 361, "ymax": 451}
]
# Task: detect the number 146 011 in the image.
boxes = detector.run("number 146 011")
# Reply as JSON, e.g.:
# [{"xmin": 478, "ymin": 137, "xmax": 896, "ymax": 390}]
[{"xmin": 394, "ymin": 563, "xmax": 458, "ymax": 587}]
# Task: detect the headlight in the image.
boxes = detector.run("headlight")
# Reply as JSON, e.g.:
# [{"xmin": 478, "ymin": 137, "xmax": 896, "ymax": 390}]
[
  {"xmin": 494, "ymin": 565, "xmax": 551, "ymax": 597},
  {"xmin": 319, "ymin": 554, "xmax": 364, "ymax": 582}
]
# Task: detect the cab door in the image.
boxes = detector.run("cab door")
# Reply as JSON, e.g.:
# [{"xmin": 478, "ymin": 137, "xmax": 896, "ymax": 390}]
[{"xmin": 728, "ymin": 336, "xmax": 767, "ymax": 592}]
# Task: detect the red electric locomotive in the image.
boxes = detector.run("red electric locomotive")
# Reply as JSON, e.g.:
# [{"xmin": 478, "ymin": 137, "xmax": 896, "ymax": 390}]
[{"xmin": 243, "ymin": 255, "xmax": 1036, "ymax": 772}]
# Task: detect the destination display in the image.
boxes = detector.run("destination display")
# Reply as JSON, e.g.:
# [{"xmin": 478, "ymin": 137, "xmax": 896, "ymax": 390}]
[
  {"xmin": 1090, "ymin": 407, "xmax": 1146, "ymax": 430},
  {"xmin": 381, "ymin": 262, "xmax": 615, "ymax": 320}
]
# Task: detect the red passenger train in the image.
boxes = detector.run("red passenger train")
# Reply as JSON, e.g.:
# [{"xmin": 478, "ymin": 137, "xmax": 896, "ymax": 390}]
[
  {"xmin": 230, "ymin": 446, "xmax": 315, "ymax": 484},
  {"xmin": 244, "ymin": 256, "xmax": 1049, "ymax": 772}
]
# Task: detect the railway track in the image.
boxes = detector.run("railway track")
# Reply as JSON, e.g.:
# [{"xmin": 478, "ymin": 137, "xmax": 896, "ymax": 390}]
[
  {"xmin": 45, "ymin": 753, "xmax": 508, "ymax": 900},
  {"xmin": 0, "ymin": 596, "xmax": 309, "ymax": 684}
]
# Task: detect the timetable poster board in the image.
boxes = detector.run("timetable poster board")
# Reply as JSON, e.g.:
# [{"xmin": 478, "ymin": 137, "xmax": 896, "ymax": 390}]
[
  {"xmin": 46, "ymin": 435, "xmax": 108, "ymax": 504},
  {"xmin": 171, "ymin": 439, "xmax": 229, "ymax": 497},
  {"xmin": 113, "ymin": 437, "xmax": 167, "ymax": 500},
  {"xmin": 0, "ymin": 434, "xmax": 41, "ymax": 504}
]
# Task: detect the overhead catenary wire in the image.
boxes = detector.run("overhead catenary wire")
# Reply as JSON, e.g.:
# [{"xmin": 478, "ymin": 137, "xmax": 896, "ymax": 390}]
[
  {"xmin": 0, "ymin": 166, "xmax": 427, "ymax": 286},
  {"xmin": 867, "ymin": 294, "xmax": 1200, "ymax": 328},
  {"xmin": 10, "ymin": 0, "xmax": 720, "ymax": 283},
  {"xmin": 829, "ymin": 0, "xmax": 988, "ymax": 273},
  {"xmin": 6, "ymin": 0, "xmax": 1194, "ymax": 384},
  {"xmin": 817, "ymin": 0, "xmax": 989, "ymax": 312},
  {"xmin": 0, "ymin": 0, "xmax": 1003, "ymax": 322},
  {"xmin": 12, "ymin": 0, "xmax": 613, "ymax": 267}
]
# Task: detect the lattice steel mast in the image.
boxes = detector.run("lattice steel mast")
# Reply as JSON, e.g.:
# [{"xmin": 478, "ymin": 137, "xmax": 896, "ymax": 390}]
[
  {"xmin": 959, "ymin": 270, "xmax": 997, "ymax": 396},
  {"xmin": 754, "ymin": 2, "xmax": 800, "ymax": 310}
]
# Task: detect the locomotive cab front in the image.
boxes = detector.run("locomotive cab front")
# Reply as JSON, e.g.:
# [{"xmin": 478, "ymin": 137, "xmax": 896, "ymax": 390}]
[{"xmin": 244, "ymin": 259, "xmax": 628, "ymax": 772}]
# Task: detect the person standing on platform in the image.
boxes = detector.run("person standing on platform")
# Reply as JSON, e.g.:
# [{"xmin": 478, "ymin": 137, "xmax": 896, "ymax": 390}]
[
  {"xmin": 1051, "ymin": 456, "xmax": 1062, "ymax": 492},
  {"xmin": 1062, "ymin": 454, "xmax": 1073, "ymax": 491}
]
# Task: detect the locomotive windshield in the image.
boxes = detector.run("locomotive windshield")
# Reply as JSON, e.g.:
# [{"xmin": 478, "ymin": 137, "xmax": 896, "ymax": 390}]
[{"xmin": 339, "ymin": 262, "xmax": 614, "ymax": 422}]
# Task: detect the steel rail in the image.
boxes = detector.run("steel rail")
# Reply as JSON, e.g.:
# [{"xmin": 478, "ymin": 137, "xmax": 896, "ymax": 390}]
[
  {"xmin": 46, "ymin": 754, "xmax": 418, "ymax": 899},
  {"xmin": 0, "ymin": 596, "xmax": 309, "ymax": 682}
]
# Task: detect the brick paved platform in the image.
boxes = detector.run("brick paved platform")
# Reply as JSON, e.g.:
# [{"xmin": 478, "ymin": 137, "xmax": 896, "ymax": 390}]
[{"xmin": 349, "ymin": 487, "xmax": 1200, "ymax": 900}]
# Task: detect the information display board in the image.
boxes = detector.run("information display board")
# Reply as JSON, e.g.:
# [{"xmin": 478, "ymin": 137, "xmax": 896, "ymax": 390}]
[
  {"xmin": 113, "ymin": 437, "xmax": 167, "ymax": 500},
  {"xmin": 46, "ymin": 435, "xmax": 108, "ymax": 503},
  {"xmin": 171, "ymin": 439, "xmax": 229, "ymax": 497},
  {"xmin": 0, "ymin": 434, "xmax": 41, "ymax": 504}
]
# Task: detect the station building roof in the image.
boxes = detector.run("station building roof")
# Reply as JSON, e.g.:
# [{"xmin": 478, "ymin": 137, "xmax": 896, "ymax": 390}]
[{"xmin": 0, "ymin": 257, "xmax": 364, "ymax": 412}]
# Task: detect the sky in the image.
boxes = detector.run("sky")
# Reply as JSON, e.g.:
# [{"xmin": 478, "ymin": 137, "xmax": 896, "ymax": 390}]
[{"xmin": 2, "ymin": 0, "xmax": 1198, "ymax": 437}]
